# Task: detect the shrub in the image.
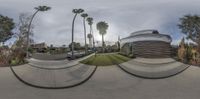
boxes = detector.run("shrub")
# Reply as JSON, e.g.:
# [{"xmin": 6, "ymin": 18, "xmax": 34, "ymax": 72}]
[
  {"xmin": 9, "ymin": 48, "xmax": 26, "ymax": 65},
  {"xmin": 0, "ymin": 47, "xmax": 11, "ymax": 66}
]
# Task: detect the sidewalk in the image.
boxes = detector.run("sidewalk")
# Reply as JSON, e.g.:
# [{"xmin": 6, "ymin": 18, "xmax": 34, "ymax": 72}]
[{"xmin": 10, "ymin": 53, "xmax": 96, "ymax": 88}]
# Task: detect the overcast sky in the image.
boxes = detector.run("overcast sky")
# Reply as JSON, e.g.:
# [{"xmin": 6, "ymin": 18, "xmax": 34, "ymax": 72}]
[{"xmin": 1, "ymin": 0, "xmax": 200, "ymax": 46}]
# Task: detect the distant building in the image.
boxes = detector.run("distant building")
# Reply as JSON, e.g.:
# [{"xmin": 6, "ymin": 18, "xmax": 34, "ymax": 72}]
[
  {"xmin": 120, "ymin": 30, "xmax": 172, "ymax": 58},
  {"xmin": 31, "ymin": 42, "xmax": 47, "ymax": 52}
]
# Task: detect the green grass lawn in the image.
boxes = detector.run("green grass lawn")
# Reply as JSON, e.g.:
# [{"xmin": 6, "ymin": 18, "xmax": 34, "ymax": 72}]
[{"xmin": 80, "ymin": 53, "xmax": 131, "ymax": 66}]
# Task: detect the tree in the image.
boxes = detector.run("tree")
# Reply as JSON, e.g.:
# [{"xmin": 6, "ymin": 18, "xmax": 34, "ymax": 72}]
[
  {"xmin": 68, "ymin": 42, "xmax": 81, "ymax": 50},
  {"xmin": 14, "ymin": 13, "xmax": 34, "ymax": 49},
  {"xmin": 185, "ymin": 44, "xmax": 193, "ymax": 63},
  {"xmin": 87, "ymin": 17, "xmax": 95, "ymax": 48},
  {"xmin": 178, "ymin": 38, "xmax": 186, "ymax": 61},
  {"xmin": 81, "ymin": 13, "xmax": 88, "ymax": 54},
  {"xmin": 71, "ymin": 8, "xmax": 84, "ymax": 58},
  {"xmin": 87, "ymin": 33, "xmax": 93, "ymax": 48},
  {"xmin": 0, "ymin": 15, "xmax": 15, "ymax": 46},
  {"xmin": 178, "ymin": 14, "xmax": 200, "ymax": 52},
  {"xmin": 26, "ymin": 5, "xmax": 51, "ymax": 58},
  {"xmin": 50, "ymin": 44, "xmax": 53, "ymax": 48},
  {"xmin": 96, "ymin": 21, "xmax": 109, "ymax": 52},
  {"xmin": 62, "ymin": 44, "xmax": 66, "ymax": 48},
  {"xmin": 117, "ymin": 36, "xmax": 120, "ymax": 51}
]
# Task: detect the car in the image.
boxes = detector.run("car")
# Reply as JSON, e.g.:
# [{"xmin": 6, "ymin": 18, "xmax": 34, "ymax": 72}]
[{"xmin": 67, "ymin": 51, "xmax": 84, "ymax": 58}]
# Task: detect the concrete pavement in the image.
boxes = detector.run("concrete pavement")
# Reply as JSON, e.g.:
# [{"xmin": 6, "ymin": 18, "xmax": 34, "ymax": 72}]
[{"xmin": 0, "ymin": 65, "xmax": 200, "ymax": 99}]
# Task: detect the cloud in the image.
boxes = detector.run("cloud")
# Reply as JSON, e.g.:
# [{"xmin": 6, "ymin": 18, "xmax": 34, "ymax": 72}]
[{"xmin": 1, "ymin": 0, "xmax": 200, "ymax": 46}]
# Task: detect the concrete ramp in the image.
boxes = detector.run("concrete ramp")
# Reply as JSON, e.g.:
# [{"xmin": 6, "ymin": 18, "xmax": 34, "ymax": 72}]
[
  {"xmin": 27, "ymin": 58, "xmax": 77, "ymax": 69},
  {"xmin": 118, "ymin": 58, "xmax": 189, "ymax": 79},
  {"xmin": 26, "ymin": 54, "xmax": 94, "ymax": 69},
  {"xmin": 10, "ymin": 64, "xmax": 97, "ymax": 89}
]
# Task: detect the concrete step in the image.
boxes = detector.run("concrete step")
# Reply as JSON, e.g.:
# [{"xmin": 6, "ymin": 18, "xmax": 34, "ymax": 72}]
[{"xmin": 132, "ymin": 58, "xmax": 176, "ymax": 64}]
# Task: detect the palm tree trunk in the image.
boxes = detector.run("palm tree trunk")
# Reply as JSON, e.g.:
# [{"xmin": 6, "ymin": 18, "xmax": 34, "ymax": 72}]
[
  {"xmin": 91, "ymin": 25, "xmax": 95, "ymax": 49},
  {"xmin": 71, "ymin": 13, "xmax": 78, "ymax": 59},
  {"xmin": 198, "ymin": 42, "xmax": 200, "ymax": 53},
  {"xmin": 2, "ymin": 42, "xmax": 5, "ymax": 46},
  {"xmin": 102, "ymin": 34, "xmax": 104, "ymax": 53},
  {"xmin": 26, "ymin": 10, "xmax": 39, "ymax": 58},
  {"xmin": 83, "ymin": 18, "xmax": 87, "ymax": 55}
]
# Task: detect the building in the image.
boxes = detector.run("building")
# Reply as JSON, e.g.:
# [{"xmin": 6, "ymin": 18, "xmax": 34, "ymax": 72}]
[
  {"xmin": 120, "ymin": 30, "xmax": 172, "ymax": 58},
  {"xmin": 30, "ymin": 42, "xmax": 47, "ymax": 52}
]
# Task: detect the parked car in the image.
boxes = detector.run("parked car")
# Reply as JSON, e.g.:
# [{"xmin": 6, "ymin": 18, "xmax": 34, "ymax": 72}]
[{"xmin": 67, "ymin": 51, "xmax": 85, "ymax": 58}]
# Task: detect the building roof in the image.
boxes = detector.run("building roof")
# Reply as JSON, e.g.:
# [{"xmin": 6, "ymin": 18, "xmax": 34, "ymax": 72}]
[
  {"xmin": 120, "ymin": 30, "xmax": 172, "ymax": 47},
  {"xmin": 130, "ymin": 29, "xmax": 159, "ymax": 36}
]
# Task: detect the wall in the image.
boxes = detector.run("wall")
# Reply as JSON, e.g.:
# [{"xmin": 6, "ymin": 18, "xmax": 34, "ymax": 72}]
[{"xmin": 132, "ymin": 41, "xmax": 172, "ymax": 58}]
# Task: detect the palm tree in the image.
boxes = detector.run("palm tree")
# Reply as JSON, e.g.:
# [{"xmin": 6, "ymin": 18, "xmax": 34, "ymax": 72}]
[
  {"xmin": 26, "ymin": 5, "xmax": 51, "ymax": 58},
  {"xmin": 87, "ymin": 33, "xmax": 93, "ymax": 48},
  {"xmin": 87, "ymin": 17, "xmax": 95, "ymax": 48},
  {"xmin": 96, "ymin": 21, "xmax": 109, "ymax": 53},
  {"xmin": 71, "ymin": 8, "xmax": 84, "ymax": 59},
  {"xmin": 81, "ymin": 13, "xmax": 88, "ymax": 55}
]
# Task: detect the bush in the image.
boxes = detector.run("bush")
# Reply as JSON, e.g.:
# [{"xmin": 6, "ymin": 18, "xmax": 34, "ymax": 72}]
[
  {"xmin": 0, "ymin": 47, "xmax": 11, "ymax": 66},
  {"xmin": 9, "ymin": 48, "xmax": 26, "ymax": 65},
  {"xmin": 128, "ymin": 53, "xmax": 135, "ymax": 58},
  {"xmin": 10, "ymin": 59, "xmax": 18, "ymax": 65}
]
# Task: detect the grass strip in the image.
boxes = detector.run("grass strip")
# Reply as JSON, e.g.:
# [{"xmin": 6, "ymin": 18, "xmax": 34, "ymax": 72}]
[{"xmin": 80, "ymin": 54, "xmax": 131, "ymax": 66}]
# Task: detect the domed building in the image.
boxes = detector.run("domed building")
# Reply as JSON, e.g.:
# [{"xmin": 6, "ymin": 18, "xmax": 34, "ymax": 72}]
[{"xmin": 120, "ymin": 30, "xmax": 172, "ymax": 58}]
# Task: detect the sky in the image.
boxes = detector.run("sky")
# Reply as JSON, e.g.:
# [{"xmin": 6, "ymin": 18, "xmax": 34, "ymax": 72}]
[{"xmin": 1, "ymin": 0, "xmax": 200, "ymax": 46}]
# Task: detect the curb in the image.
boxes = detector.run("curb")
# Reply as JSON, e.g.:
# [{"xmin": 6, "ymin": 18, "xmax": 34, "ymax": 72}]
[{"xmin": 28, "ymin": 63, "xmax": 79, "ymax": 70}]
